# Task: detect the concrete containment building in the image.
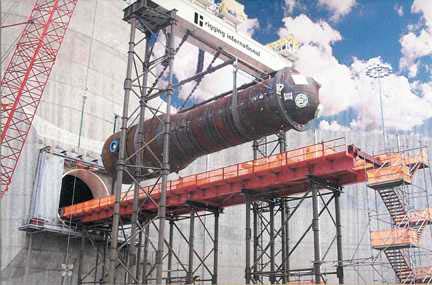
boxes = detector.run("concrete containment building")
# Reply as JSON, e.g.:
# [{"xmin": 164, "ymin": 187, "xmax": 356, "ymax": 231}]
[{"xmin": 1, "ymin": 1, "xmax": 432, "ymax": 285}]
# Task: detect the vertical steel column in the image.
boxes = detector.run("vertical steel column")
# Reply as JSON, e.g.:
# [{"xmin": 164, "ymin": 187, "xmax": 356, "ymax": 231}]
[
  {"xmin": 281, "ymin": 201, "xmax": 287, "ymax": 283},
  {"xmin": 155, "ymin": 12, "xmax": 176, "ymax": 285},
  {"xmin": 278, "ymin": 131, "xmax": 286, "ymax": 153},
  {"xmin": 252, "ymin": 141, "xmax": 259, "ymax": 160},
  {"xmin": 101, "ymin": 233, "xmax": 108, "ymax": 283},
  {"xmin": 212, "ymin": 212, "xmax": 220, "ymax": 285},
  {"xmin": 285, "ymin": 204, "xmax": 290, "ymax": 283},
  {"xmin": 187, "ymin": 211, "xmax": 196, "ymax": 284},
  {"xmin": 136, "ymin": 230, "xmax": 143, "ymax": 284},
  {"xmin": 335, "ymin": 190, "xmax": 344, "ymax": 284},
  {"xmin": 109, "ymin": 17, "xmax": 137, "ymax": 285},
  {"xmin": 129, "ymin": 31, "xmax": 152, "ymax": 284},
  {"xmin": 167, "ymin": 219, "xmax": 174, "ymax": 285},
  {"xmin": 77, "ymin": 229, "xmax": 86, "ymax": 285},
  {"xmin": 245, "ymin": 197, "xmax": 252, "ymax": 284},
  {"xmin": 252, "ymin": 202, "xmax": 258, "ymax": 282},
  {"xmin": 269, "ymin": 201, "xmax": 275, "ymax": 284},
  {"xmin": 311, "ymin": 182, "xmax": 321, "ymax": 284},
  {"xmin": 94, "ymin": 241, "xmax": 100, "ymax": 284},
  {"xmin": 141, "ymin": 221, "xmax": 150, "ymax": 284}
]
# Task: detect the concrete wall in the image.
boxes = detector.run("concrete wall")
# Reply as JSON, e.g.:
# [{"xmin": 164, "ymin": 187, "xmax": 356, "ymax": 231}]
[
  {"xmin": 2, "ymin": 1, "xmax": 432, "ymax": 285},
  {"xmin": 1, "ymin": 0, "xmax": 129, "ymax": 284}
]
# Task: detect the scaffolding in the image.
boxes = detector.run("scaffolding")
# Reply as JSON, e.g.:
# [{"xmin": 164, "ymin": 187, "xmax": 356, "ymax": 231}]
[
  {"xmin": 70, "ymin": 0, "xmax": 275, "ymax": 283},
  {"xmin": 244, "ymin": 135, "xmax": 344, "ymax": 284},
  {"xmin": 349, "ymin": 140, "xmax": 432, "ymax": 285},
  {"xmin": 9, "ymin": 2, "xmax": 432, "ymax": 285}
]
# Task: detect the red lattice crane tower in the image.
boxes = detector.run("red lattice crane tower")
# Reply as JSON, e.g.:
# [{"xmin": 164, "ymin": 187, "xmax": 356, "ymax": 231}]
[{"xmin": 0, "ymin": 0, "xmax": 78, "ymax": 197}]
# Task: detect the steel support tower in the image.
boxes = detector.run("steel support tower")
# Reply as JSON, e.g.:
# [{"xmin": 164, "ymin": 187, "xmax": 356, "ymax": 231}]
[
  {"xmin": 244, "ymin": 136, "xmax": 345, "ymax": 284},
  {"xmin": 74, "ymin": 1, "xmax": 272, "ymax": 284}
]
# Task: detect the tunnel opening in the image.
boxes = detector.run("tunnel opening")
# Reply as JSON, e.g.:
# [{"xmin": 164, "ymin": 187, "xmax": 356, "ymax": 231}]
[{"xmin": 59, "ymin": 175, "xmax": 94, "ymax": 208}]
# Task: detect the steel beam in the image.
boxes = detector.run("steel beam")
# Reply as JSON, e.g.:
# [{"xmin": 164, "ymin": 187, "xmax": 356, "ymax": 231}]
[
  {"xmin": 128, "ymin": 29, "xmax": 152, "ymax": 284},
  {"xmin": 155, "ymin": 11, "xmax": 176, "ymax": 285},
  {"xmin": 281, "ymin": 201, "xmax": 288, "ymax": 283},
  {"xmin": 186, "ymin": 211, "xmax": 196, "ymax": 284},
  {"xmin": 141, "ymin": 221, "xmax": 150, "ymax": 284},
  {"xmin": 213, "ymin": 212, "xmax": 219, "ymax": 285},
  {"xmin": 167, "ymin": 219, "xmax": 174, "ymax": 285},
  {"xmin": 108, "ymin": 17, "xmax": 137, "ymax": 285},
  {"xmin": 77, "ymin": 228, "xmax": 86, "ymax": 285},
  {"xmin": 335, "ymin": 190, "xmax": 344, "ymax": 284},
  {"xmin": 269, "ymin": 201, "xmax": 275, "ymax": 284},
  {"xmin": 245, "ymin": 196, "xmax": 252, "ymax": 284},
  {"xmin": 311, "ymin": 182, "xmax": 321, "ymax": 284},
  {"xmin": 253, "ymin": 202, "xmax": 259, "ymax": 282}
]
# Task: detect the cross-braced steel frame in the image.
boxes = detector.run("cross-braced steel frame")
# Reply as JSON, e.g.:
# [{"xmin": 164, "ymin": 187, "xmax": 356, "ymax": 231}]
[
  {"xmin": 244, "ymin": 136, "xmax": 345, "ymax": 285},
  {"xmin": 73, "ymin": 0, "xmax": 270, "ymax": 284}
]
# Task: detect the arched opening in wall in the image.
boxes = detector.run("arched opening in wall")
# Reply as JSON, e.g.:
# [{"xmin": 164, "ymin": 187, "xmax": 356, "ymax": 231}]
[
  {"xmin": 59, "ymin": 175, "xmax": 93, "ymax": 208},
  {"xmin": 59, "ymin": 169, "xmax": 110, "ymax": 208}
]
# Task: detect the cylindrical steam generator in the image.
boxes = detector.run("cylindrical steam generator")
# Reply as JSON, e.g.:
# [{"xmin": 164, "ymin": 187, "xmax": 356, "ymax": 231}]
[{"xmin": 102, "ymin": 68, "xmax": 320, "ymax": 183}]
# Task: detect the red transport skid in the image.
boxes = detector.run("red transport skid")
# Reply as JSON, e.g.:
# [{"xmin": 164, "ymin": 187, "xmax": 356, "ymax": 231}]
[{"xmin": 61, "ymin": 139, "xmax": 379, "ymax": 223}]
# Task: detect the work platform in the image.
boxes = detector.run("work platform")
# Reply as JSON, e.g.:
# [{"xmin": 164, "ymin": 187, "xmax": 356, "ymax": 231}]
[{"xmin": 61, "ymin": 138, "xmax": 420, "ymax": 224}]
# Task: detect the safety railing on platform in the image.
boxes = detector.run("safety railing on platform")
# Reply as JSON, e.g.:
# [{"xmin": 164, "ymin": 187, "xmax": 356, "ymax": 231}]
[
  {"xmin": 366, "ymin": 146, "xmax": 429, "ymax": 189},
  {"xmin": 62, "ymin": 138, "xmax": 349, "ymax": 217}
]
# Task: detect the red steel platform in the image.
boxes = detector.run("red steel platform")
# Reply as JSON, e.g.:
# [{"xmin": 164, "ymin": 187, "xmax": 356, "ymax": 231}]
[{"xmin": 61, "ymin": 139, "xmax": 388, "ymax": 223}]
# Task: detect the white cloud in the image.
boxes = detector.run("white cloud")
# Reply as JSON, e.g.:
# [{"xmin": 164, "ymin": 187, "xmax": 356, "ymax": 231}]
[
  {"xmin": 167, "ymin": 15, "xmax": 260, "ymax": 103},
  {"xmin": 278, "ymin": 15, "xmax": 432, "ymax": 131},
  {"xmin": 279, "ymin": 15, "xmax": 342, "ymax": 54},
  {"xmin": 412, "ymin": 0, "xmax": 432, "ymax": 26},
  {"xmin": 237, "ymin": 18, "xmax": 260, "ymax": 36},
  {"xmin": 319, "ymin": 120, "xmax": 349, "ymax": 131},
  {"xmin": 350, "ymin": 58, "xmax": 432, "ymax": 130},
  {"xmin": 284, "ymin": 0, "xmax": 298, "ymax": 15},
  {"xmin": 400, "ymin": 0, "xmax": 432, "ymax": 76},
  {"xmin": 399, "ymin": 29, "xmax": 432, "ymax": 76},
  {"xmin": 279, "ymin": 15, "xmax": 354, "ymax": 116},
  {"xmin": 318, "ymin": 0, "xmax": 356, "ymax": 21},
  {"xmin": 394, "ymin": 4, "xmax": 404, "ymax": 16}
]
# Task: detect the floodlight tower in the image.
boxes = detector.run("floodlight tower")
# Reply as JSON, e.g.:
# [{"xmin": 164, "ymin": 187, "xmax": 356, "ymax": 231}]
[{"xmin": 366, "ymin": 63, "xmax": 392, "ymax": 148}]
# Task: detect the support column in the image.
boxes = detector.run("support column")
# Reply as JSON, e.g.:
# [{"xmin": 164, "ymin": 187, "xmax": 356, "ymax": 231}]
[
  {"xmin": 335, "ymin": 190, "xmax": 344, "ymax": 284},
  {"xmin": 136, "ymin": 229, "xmax": 143, "ymax": 284},
  {"xmin": 94, "ymin": 240, "xmax": 100, "ymax": 284},
  {"xmin": 311, "ymin": 183, "xmax": 321, "ymax": 284},
  {"xmin": 278, "ymin": 131, "xmax": 286, "ymax": 153},
  {"xmin": 101, "ymin": 233, "xmax": 108, "ymax": 283},
  {"xmin": 186, "ymin": 211, "xmax": 195, "ymax": 285},
  {"xmin": 245, "ymin": 197, "xmax": 252, "ymax": 284},
  {"xmin": 252, "ymin": 202, "xmax": 258, "ymax": 282},
  {"xmin": 141, "ymin": 221, "xmax": 150, "ymax": 284},
  {"xmin": 285, "ymin": 203, "xmax": 290, "ymax": 283},
  {"xmin": 212, "ymin": 212, "xmax": 219, "ymax": 285},
  {"xmin": 156, "ymin": 12, "xmax": 176, "ymax": 285},
  {"xmin": 281, "ymin": 201, "xmax": 287, "ymax": 283},
  {"xmin": 77, "ymin": 229, "xmax": 86, "ymax": 285},
  {"xmin": 129, "ymin": 30, "xmax": 152, "ymax": 284},
  {"xmin": 109, "ymin": 17, "xmax": 137, "ymax": 285},
  {"xmin": 269, "ymin": 201, "xmax": 275, "ymax": 284},
  {"xmin": 167, "ymin": 219, "xmax": 174, "ymax": 285}
]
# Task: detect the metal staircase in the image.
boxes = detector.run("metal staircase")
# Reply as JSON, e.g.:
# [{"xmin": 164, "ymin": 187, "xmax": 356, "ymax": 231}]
[
  {"xmin": 368, "ymin": 148, "xmax": 432, "ymax": 284},
  {"xmin": 377, "ymin": 188, "xmax": 407, "ymax": 224},
  {"xmin": 384, "ymin": 249, "xmax": 414, "ymax": 284}
]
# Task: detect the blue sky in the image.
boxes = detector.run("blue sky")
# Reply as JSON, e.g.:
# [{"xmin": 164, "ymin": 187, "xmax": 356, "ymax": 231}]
[
  {"xmin": 167, "ymin": 1, "xmax": 431, "ymax": 134},
  {"xmin": 245, "ymin": 0, "xmax": 426, "ymax": 80},
  {"xmin": 237, "ymin": 0, "xmax": 432, "ymax": 134}
]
